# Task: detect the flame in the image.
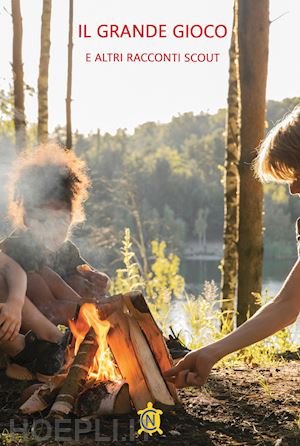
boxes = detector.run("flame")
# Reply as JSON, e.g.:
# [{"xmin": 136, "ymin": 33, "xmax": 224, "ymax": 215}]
[{"xmin": 69, "ymin": 303, "xmax": 122, "ymax": 382}]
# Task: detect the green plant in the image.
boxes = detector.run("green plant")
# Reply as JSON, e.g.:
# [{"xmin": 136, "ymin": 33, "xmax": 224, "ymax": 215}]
[
  {"xmin": 111, "ymin": 229, "xmax": 185, "ymax": 331},
  {"xmin": 112, "ymin": 229, "xmax": 297, "ymax": 366}
]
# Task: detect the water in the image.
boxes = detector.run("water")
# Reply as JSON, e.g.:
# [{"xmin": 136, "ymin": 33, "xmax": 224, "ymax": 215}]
[
  {"xmin": 181, "ymin": 257, "xmax": 296, "ymax": 297},
  {"xmin": 178, "ymin": 257, "xmax": 300, "ymax": 343}
]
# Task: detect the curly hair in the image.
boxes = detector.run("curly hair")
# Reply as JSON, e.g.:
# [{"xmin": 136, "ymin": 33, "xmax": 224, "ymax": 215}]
[{"xmin": 8, "ymin": 143, "xmax": 91, "ymax": 228}]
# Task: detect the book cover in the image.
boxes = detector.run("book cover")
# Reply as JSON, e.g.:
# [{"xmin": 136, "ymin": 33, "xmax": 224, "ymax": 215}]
[{"xmin": 0, "ymin": 1, "xmax": 299, "ymax": 444}]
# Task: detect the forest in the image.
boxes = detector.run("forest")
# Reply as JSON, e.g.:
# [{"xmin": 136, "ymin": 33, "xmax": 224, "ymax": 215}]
[
  {"xmin": 0, "ymin": 1, "xmax": 299, "ymax": 445},
  {"xmin": 1, "ymin": 97, "xmax": 299, "ymax": 265}
]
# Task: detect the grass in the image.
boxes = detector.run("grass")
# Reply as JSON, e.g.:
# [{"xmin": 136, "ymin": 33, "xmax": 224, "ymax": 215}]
[{"xmin": 112, "ymin": 228, "xmax": 298, "ymax": 368}]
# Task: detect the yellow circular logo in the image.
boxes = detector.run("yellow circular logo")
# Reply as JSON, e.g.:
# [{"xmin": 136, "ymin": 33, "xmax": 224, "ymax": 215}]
[{"xmin": 137, "ymin": 402, "xmax": 163, "ymax": 436}]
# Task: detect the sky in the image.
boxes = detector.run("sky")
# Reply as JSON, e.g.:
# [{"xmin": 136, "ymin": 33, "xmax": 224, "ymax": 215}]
[{"xmin": 0, "ymin": 0, "xmax": 300, "ymax": 135}]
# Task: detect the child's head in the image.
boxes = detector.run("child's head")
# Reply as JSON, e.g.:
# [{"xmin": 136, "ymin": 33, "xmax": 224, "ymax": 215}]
[
  {"xmin": 8, "ymin": 143, "xmax": 90, "ymax": 250},
  {"xmin": 253, "ymin": 105, "xmax": 300, "ymax": 185}
]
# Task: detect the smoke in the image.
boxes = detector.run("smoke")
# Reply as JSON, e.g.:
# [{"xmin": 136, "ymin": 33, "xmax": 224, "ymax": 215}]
[{"xmin": 0, "ymin": 137, "xmax": 18, "ymax": 237}]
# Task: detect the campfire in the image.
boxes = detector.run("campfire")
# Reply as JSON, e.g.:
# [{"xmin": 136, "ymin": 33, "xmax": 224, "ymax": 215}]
[{"xmin": 20, "ymin": 291, "xmax": 179, "ymax": 418}]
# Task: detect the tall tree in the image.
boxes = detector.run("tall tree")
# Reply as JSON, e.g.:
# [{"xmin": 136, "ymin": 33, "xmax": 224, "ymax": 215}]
[
  {"xmin": 221, "ymin": 0, "xmax": 240, "ymax": 331},
  {"xmin": 11, "ymin": 0, "xmax": 26, "ymax": 151},
  {"xmin": 66, "ymin": 0, "xmax": 73, "ymax": 149},
  {"xmin": 237, "ymin": 0, "xmax": 269, "ymax": 325},
  {"xmin": 38, "ymin": 0, "xmax": 52, "ymax": 144}
]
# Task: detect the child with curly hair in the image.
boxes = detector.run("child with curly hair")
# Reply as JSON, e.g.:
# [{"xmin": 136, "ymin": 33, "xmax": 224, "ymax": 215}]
[{"xmin": 0, "ymin": 143, "xmax": 110, "ymax": 381}]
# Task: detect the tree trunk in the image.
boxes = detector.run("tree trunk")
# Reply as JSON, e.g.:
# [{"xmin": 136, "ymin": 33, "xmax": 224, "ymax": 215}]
[
  {"xmin": 237, "ymin": 0, "xmax": 269, "ymax": 326},
  {"xmin": 221, "ymin": 0, "xmax": 240, "ymax": 331},
  {"xmin": 66, "ymin": 0, "xmax": 73, "ymax": 149},
  {"xmin": 11, "ymin": 0, "xmax": 26, "ymax": 151},
  {"xmin": 38, "ymin": 0, "xmax": 52, "ymax": 144}
]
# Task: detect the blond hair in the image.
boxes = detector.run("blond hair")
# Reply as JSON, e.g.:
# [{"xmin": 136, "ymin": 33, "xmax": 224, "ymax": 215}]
[{"xmin": 253, "ymin": 105, "xmax": 300, "ymax": 183}]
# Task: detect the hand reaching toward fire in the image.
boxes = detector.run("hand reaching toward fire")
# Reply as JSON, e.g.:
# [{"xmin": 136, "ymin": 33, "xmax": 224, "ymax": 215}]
[
  {"xmin": 164, "ymin": 347, "xmax": 217, "ymax": 388},
  {"xmin": 66, "ymin": 265, "xmax": 111, "ymax": 300}
]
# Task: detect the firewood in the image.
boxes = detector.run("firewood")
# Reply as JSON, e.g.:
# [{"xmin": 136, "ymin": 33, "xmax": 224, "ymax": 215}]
[
  {"xmin": 20, "ymin": 384, "xmax": 59, "ymax": 415},
  {"xmin": 77, "ymin": 294, "xmax": 124, "ymax": 320},
  {"xmin": 49, "ymin": 328, "xmax": 98, "ymax": 419},
  {"xmin": 107, "ymin": 309, "xmax": 153, "ymax": 411},
  {"xmin": 96, "ymin": 294, "xmax": 124, "ymax": 320},
  {"xmin": 20, "ymin": 374, "xmax": 67, "ymax": 414},
  {"xmin": 127, "ymin": 314, "xmax": 175, "ymax": 408},
  {"xmin": 76, "ymin": 379, "xmax": 131, "ymax": 417},
  {"xmin": 123, "ymin": 291, "xmax": 179, "ymax": 403}
]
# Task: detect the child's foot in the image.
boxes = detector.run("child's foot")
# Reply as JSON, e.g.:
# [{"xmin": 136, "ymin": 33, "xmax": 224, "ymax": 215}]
[
  {"xmin": 166, "ymin": 327, "xmax": 191, "ymax": 363},
  {"xmin": 6, "ymin": 331, "xmax": 66, "ymax": 382},
  {"xmin": 35, "ymin": 338, "xmax": 66, "ymax": 382},
  {"xmin": 6, "ymin": 331, "xmax": 38, "ymax": 380}
]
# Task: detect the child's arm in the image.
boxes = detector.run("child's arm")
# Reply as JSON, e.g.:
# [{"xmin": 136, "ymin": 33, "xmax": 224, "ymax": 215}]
[
  {"xmin": 62, "ymin": 241, "xmax": 111, "ymax": 298},
  {"xmin": 0, "ymin": 252, "xmax": 27, "ymax": 342},
  {"xmin": 164, "ymin": 257, "xmax": 300, "ymax": 388}
]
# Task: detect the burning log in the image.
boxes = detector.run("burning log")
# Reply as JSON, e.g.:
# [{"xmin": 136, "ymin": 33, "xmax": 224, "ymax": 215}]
[
  {"xmin": 25, "ymin": 292, "xmax": 179, "ymax": 419},
  {"xmin": 76, "ymin": 379, "xmax": 131, "ymax": 417},
  {"xmin": 107, "ymin": 308, "xmax": 153, "ymax": 411},
  {"xmin": 49, "ymin": 328, "xmax": 98, "ymax": 418},
  {"xmin": 49, "ymin": 303, "xmax": 132, "ymax": 419},
  {"xmin": 123, "ymin": 291, "xmax": 179, "ymax": 403}
]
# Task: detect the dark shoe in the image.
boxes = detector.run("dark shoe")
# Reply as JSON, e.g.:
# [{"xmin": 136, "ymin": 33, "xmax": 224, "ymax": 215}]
[
  {"xmin": 35, "ymin": 339, "xmax": 66, "ymax": 382},
  {"xmin": 166, "ymin": 327, "xmax": 191, "ymax": 361},
  {"xmin": 6, "ymin": 331, "xmax": 38, "ymax": 381},
  {"xmin": 6, "ymin": 331, "xmax": 66, "ymax": 382}
]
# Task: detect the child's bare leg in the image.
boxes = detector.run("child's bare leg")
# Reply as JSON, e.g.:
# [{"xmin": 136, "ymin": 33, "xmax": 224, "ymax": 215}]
[
  {"xmin": 26, "ymin": 271, "xmax": 78, "ymax": 325},
  {"xmin": 0, "ymin": 335, "xmax": 25, "ymax": 357},
  {"xmin": 39, "ymin": 267, "xmax": 81, "ymax": 303},
  {"xmin": 20, "ymin": 298, "xmax": 63, "ymax": 343},
  {"xmin": 0, "ymin": 273, "xmax": 62, "ymax": 358}
]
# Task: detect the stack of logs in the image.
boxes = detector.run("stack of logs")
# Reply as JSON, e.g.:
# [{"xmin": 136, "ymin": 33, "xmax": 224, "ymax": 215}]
[{"xmin": 20, "ymin": 291, "xmax": 180, "ymax": 418}]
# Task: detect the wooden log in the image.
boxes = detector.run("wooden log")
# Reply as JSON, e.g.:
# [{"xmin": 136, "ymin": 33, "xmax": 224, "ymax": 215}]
[
  {"xmin": 123, "ymin": 291, "xmax": 179, "ymax": 403},
  {"xmin": 76, "ymin": 379, "xmax": 131, "ymax": 417},
  {"xmin": 127, "ymin": 314, "xmax": 175, "ymax": 409},
  {"xmin": 76, "ymin": 294, "xmax": 124, "ymax": 320},
  {"xmin": 96, "ymin": 294, "xmax": 124, "ymax": 320},
  {"xmin": 20, "ymin": 374, "xmax": 67, "ymax": 415},
  {"xmin": 107, "ymin": 309, "xmax": 153, "ymax": 411},
  {"xmin": 49, "ymin": 328, "xmax": 98, "ymax": 418},
  {"xmin": 20, "ymin": 384, "xmax": 59, "ymax": 415}
]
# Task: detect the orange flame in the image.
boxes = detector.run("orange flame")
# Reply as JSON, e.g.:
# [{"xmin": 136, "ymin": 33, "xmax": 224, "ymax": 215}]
[{"xmin": 69, "ymin": 303, "xmax": 122, "ymax": 382}]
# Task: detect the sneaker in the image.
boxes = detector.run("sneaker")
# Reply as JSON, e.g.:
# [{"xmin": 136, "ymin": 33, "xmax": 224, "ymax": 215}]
[
  {"xmin": 5, "ymin": 331, "xmax": 38, "ymax": 381},
  {"xmin": 35, "ymin": 339, "xmax": 66, "ymax": 382},
  {"xmin": 166, "ymin": 327, "xmax": 191, "ymax": 362},
  {"xmin": 6, "ymin": 331, "xmax": 66, "ymax": 382}
]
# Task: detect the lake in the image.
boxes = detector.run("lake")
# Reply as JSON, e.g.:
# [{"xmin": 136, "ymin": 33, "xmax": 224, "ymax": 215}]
[
  {"xmin": 179, "ymin": 257, "xmax": 300, "ymax": 342},
  {"xmin": 181, "ymin": 257, "xmax": 296, "ymax": 297}
]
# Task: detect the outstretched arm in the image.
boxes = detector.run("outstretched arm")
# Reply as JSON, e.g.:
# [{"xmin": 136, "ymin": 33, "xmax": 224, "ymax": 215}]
[{"xmin": 164, "ymin": 257, "xmax": 300, "ymax": 388}]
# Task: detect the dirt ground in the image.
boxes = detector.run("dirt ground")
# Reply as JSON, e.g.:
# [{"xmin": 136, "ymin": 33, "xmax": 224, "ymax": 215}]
[{"xmin": 0, "ymin": 361, "xmax": 299, "ymax": 446}]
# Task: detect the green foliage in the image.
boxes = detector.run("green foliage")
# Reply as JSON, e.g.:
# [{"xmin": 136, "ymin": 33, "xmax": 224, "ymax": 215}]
[
  {"xmin": 0, "ymin": 430, "xmax": 36, "ymax": 446},
  {"xmin": 112, "ymin": 230, "xmax": 296, "ymax": 366},
  {"xmin": 69, "ymin": 98, "xmax": 300, "ymax": 266},
  {"xmin": 111, "ymin": 228, "xmax": 185, "ymax": 330},
  {"xmin": 111, "ymin": 228, "xmax": 144, "ymax": 294}
]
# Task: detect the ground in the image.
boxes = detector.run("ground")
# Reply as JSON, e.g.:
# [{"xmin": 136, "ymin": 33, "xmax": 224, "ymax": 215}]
[{"xmin": 0, "ymin": 362, "xmax": 299, "ymax": 446}]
